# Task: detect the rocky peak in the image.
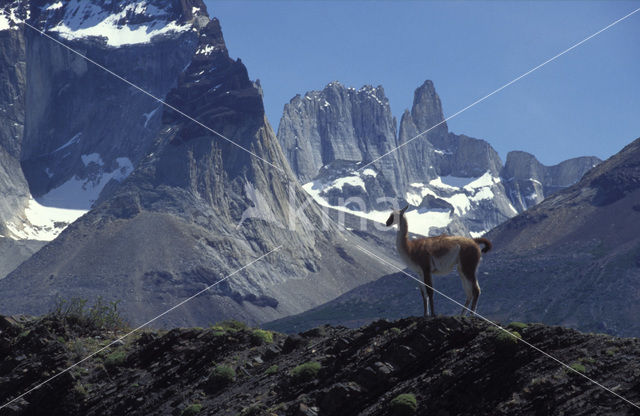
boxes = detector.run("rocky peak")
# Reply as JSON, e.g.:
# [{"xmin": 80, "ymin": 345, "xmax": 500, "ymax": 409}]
[
  {"xmin": 277, "ymin": 81, "xmax": 402, "ymax": 189},
  {"xmin": 407, "ymin": 79, "xmax": 448, "ymax": 136},
  {"xmin": 398, "ymin": 80, "xmax": 502, "ymax": 184}
]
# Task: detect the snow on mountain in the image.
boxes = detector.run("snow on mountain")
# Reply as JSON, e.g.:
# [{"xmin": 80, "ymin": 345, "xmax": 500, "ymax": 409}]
[
  {"xmin": 45, "ymin": 0, "xmax": 192, "ymax": 47},
  {"xmin": 39, "ymin": 156, "xmax": 134, "ymax": 211},
  {"xmin": 5, "ymin": 197, "xmax": 85, "ymax": 241},
  {"xmin": 2, "ymin": 154, "xmax": 134, "ymax": 241},
  {"xmin": 304, "ymin": 168, "xmax": 509, "ymax": 237}
]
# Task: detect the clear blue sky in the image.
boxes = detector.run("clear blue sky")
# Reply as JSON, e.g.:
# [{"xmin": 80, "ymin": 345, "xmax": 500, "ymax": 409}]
[{"xmin": 204, "ymin": 1, "xmax": 640, "ymax": 166}]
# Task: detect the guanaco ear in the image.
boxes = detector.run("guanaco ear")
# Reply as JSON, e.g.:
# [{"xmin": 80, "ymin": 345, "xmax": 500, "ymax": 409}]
[
  {"xmin": 386, "ymin": 213, "xmax": 394, "ymax": 226},
  {"xmin": 400, "ymin": 205, "xmax": 408, "ymax": 214}
]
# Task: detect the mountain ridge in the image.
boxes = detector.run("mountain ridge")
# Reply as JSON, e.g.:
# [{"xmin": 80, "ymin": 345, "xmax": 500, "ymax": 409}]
[{"xmin": 278, "ymin": 79, "xmax": 600, "ymax": 238}]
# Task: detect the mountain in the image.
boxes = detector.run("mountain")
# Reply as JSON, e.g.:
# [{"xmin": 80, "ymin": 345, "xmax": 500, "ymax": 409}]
[
  {"xmin": 2, "ymin": 313, "xmax": 639, "ymax": 415},
  {"xmin": 267, "ymin": 137, "xmax": 640, "ymax": 337},
  {"xmin": 502, "ymin": 150, "xmax": 601, "ymax": 211},
  {"xmin": 278, "ymin": 80, "xmax": 600, "ymax": 238},
  {"xmin": 0, "ymin": 0, "xmax": 205, "ymax": 241},
  {"xmin": 0, "ymin": 1, "xmax": 392, "ymax": 327},
  {"xmin": 477, "ymin": 137, "xmax": 640, "ymax": 335}
]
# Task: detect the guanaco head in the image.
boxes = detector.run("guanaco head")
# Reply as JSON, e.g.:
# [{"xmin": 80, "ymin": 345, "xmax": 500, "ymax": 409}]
[{"xmin": 386, "ymin": 205, "xmax": 408, "ymax": 226}]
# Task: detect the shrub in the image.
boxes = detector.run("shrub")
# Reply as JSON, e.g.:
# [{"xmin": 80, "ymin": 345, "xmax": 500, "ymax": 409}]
[
  {"xmin": 250, "ymin": 329, "xmax": 273, "ymax": 345},
  {"xmin": 213, "ymin": 320, "xmax": 247, "ymax": 332},
  {"xmin": 507, "ymin": 321, "xmax": 528, "ymax": 330},
  {"xmin": 104, "ymin": 350, "xmax": 127, "ymax": 369},
  {"xmin": 290, "ymin": 361, "xmax": 321, "ymax": 382},
  {"xmin": 493, "ymin": 328, "xmax": 521, "ymax": 345},
  {"xmin": 264, "ymin": 364, "xmax": 278, "ymax": 375},
  {"xmin": 51, "ymin": 296, "xmax": 126, "ymax": 331},
  {"xmin": 390, "ymin": 327, "xmax": 402, "ymax": 335},
  {"xmin": 390, "ymin": 393, "xmax": 417, "ymax": 416},
  {"xmin": 73, "ymin": 383, "xmax": 88, "ymax": 398},
  {"xmin": 209, "ymin": 364, "xmax": 236, "ymax": 386},
  {"xmin": 569, "ymin": 362, "xmax": 586, "ymax": 373},
  {"xmin": 181, "ymin": 403, "xmax": 202, "ymax": 416}
]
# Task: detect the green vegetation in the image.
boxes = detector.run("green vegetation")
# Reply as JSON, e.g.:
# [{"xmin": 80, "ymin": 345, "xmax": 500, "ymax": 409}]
[
  {"xmin": 250, "ymin": 329, "xmax": 274, "ymax": 345},
  {"xmin": 389, "ymin": 393, "xmax": 418, "ymax": 416},
  {"xmin": 569, "ymin": 362, "xmax": 586, "ymax": 373},
  {"xmin": 51, "ymin": 296, "xmax": 126, "ymax": 331},
  {"xmin": 493, "ymin": 328, "xmax": 522, "ymax": 345},
  {"xmin": 290, "ymin": 361, "xmax": 321, "ymax": 382},
  {"xmin": 507, "ymin": 321, "xmax": 528, "ymax": 330},
  {"xmin": 104, "ymin": 350, "xmax": 127, "ymax": 369},
  {"xmin": 238, "ymin": 404, "xmax": 265, "ymax": 415},
  {"xmin": 73, "ymin": 383, "xmax": 88, "ymax": 398},
  {"xmin": 211, "ymin": 320, "xmax": 247, "ymax": 332},
  {"xmin": 606, "ymin": 347, "xmax": 618, "ymax": 356},
  {"xmin": 390, "ymin": 327, "xmax": 402, "ymax": 335},
  {"xmin": 181, "ymin": 403, "xmax": 203, "ymax": 416},
  {"xmin": 209, "ymin": 364, "xmax": 236, "ymax": 385},
  {"xmin": 441, "ymin": 369, "xmax": 454, "ymax": 377},
  {"xmin": 264, "ymin": 364, "xmax": 279, "ymax": 375}
]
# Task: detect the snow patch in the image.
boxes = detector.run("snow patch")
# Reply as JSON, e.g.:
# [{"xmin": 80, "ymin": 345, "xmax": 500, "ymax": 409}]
[
  {"xmin": 48, "ymin": 0, "xmax": 190, "ymax": 47},
  {"xmin": 442, "ymin": 193, "xmax": 472, "ymax": 216},
  {"xmin": 469, "ymin": 230, "xmax": 490, "ymax": 239},
  {"xmin": 362, "ymin": 168, "xmax": 377, "ymax": 177},
  {"xmin": 142, "ymin": 106, "xmax": 160, "ymax": 128},
  {"xmin": 302, "ymin": 182, "xmax": 450, "ymax": 236},
  {"xmin": 196, "ymin": 44, "xmax": 214, "ymax": 55},
  {"xmin": 45, "ymin": 1, "xmax": 63, "ymax": 10},
  {"xmin": 328, "ymin": 175, "xmax": 365, "ymax": 191},
  {"xmin": 470, "ymin": 186, "xmax": 494, "ymax": 202},
  {"xmin": 7, "ymin": 197, "xmax": 86, "ymax": 241},
  {"xmin": 39, "ymin": 157, "xmax": 134, "ymax": 210},
  {"xmin": 81, "ymin": 153, "xmax": 103, "ymax": 166},
  {"xmin": 0, "ymin": 12, "xmax": 11, "ymax": 31},
  {"xmin": 404, "ymin": 209, "xmax": 451, "ymax": 235},
  {"xmin": 463, "ymin": 172, "xmax": 500, "ymax": 190},
  {"xmin": 54, "ymin": 132, "xmax": 82, "ymax": 152}
]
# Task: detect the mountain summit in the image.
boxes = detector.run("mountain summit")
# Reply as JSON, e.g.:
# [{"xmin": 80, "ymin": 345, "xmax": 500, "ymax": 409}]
[{"xmin": 278, "ymin": 80, "xmax": 600, "ymax": 238}]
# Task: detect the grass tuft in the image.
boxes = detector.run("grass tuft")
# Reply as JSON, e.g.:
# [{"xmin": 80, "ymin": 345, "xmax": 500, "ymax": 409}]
[
  {"xmin": 290, "ymin": 361, "xmax": 321, "ymax": 382},
  {"xmin": 390, "ymin": 393, "xmax": 417, "ymax": 416}
]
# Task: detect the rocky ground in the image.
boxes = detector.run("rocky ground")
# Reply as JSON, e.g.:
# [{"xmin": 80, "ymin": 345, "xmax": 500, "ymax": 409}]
[{"xmin": 1, "ymin": 312, "xmax": 639, "ymax": 415}]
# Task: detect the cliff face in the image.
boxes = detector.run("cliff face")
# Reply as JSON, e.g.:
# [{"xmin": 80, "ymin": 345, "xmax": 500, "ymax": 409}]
[
  {"xmin": 0, "ymin": 1, "xmax": 392, "ymax": 327},
  {"xmin": 277, "ymin": 82, "xmax": 403, "ymax": 191},
  {"xmin": 0, "ymin": 19, "xmax": 31, "ymax": 239}
]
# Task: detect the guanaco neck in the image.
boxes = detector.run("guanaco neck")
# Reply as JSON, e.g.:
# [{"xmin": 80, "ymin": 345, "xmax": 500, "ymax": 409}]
[{"xmin": 396, "ymin": 214, "xmax": 409, "ymax": 252}]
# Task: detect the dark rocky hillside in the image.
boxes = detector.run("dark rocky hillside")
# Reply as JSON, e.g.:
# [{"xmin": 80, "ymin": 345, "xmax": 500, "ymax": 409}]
[{"xmin": 1, "ymin": 313, "xmax": 640, "ymax": 415}]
